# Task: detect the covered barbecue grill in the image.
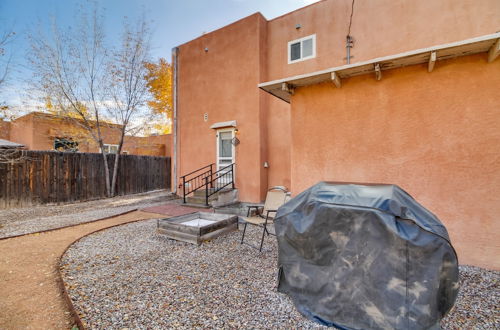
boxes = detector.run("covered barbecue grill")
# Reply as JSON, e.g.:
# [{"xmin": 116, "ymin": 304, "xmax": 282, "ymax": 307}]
[{"xmin": 274, "ymin": 182, "xmax": 459, "ymax": 329}]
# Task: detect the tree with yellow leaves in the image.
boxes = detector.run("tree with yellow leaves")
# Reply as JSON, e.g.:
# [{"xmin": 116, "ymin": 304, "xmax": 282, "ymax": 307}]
[{"xmin": 144, "ymin": 58, "xmax": 172, "ymax": 134}]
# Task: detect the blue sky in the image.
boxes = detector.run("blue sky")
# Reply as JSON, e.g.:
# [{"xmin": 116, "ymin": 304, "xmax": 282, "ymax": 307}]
[{"xmin": 0, "ymin": 0, "xmax": 320, "ymax": 107}]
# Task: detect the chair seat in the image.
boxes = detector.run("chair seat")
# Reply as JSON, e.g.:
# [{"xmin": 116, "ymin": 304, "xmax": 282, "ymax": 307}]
[
  {"xmin": 241, "ymin": 216, "xmax": 273, "ymax": 225},
  {"xmin": 240, "ymin": 186, "xmax": 289, "ymax": 252}
]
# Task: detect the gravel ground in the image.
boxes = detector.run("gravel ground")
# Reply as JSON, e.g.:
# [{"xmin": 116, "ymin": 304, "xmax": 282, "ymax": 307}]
[
  {"xmin": 61, "ymin": 220, "xmax": 499, "ymax": 329},
  {"xmin": 0, "ymin": 190, "xmax": 175, "ymax": 238},
  {"xmin": 441, "ymin": 265, "xmax": 499, "ymax": 328}
]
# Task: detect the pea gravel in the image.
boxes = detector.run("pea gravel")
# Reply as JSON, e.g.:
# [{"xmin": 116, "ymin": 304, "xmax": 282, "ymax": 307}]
[
  {"xmin": 0, "ymin": 190, "xmax": 174, "ymax": 238},
  {"xmin": 60, "ymin": 220, "xmax": 499, "ymax": 329}
]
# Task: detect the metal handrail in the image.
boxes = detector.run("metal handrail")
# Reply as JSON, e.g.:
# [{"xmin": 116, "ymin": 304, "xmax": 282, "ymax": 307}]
[
  {"xmin": 180, "ymin": 162, "xmax": 236, "ymax": 206},
  {"xmin": 180, "ymin": 163, "xmax": 214, "ymax": 179},
  {"xmin": 203, "ymin": 163, "xmax": 235, "ymax": 206},
  {"xmin": 180, "ymin": 163, "xmax": 214, "ymax": 203}
]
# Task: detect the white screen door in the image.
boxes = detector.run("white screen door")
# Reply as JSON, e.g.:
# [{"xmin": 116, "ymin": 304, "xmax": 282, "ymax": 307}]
[{"xmin": 216, "ymin": 129, "xmax": 235, "ymax": 185}]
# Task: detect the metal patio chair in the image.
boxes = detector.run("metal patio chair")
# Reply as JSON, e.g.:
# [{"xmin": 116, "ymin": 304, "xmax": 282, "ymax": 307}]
[{"xmin": 240, "ymin": 186, "xmax": 289, "ymax": 251}]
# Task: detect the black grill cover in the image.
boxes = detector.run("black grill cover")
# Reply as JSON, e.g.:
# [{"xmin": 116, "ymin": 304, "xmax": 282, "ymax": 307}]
[{"xmin": 274, "ymin": 182, "xmax": 459, "ymax": 329}]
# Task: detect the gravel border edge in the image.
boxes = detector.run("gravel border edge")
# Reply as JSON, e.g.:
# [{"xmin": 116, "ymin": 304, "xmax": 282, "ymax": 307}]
[
  {"xmin": 0, "ymin": 209, "xmax": 139, "ymax": 241},
  {"xmin": 56, "ymin": 216, "xmax": 161, "ymax": 330}
]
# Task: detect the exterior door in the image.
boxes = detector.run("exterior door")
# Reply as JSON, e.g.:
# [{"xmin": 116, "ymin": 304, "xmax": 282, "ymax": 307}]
[{"xmin": 216, "ymin": 129, "xmax": 235, "ymax": 185}]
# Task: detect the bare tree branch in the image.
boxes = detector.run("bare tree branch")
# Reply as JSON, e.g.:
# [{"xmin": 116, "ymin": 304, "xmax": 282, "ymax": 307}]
[
  {"xmin": 27, "ymin": 3, "xmax": 113, "ymax": 196},
  {"xmin": 27, "ymin": 3, "xmax": 154, "ymax": 197},
  {"xmin": 0, "ymin": 24, "xmax": 16, "ymax": 101},
  {"xmin": 106, "ymin": 15, "xmax": 152, "ymax": 196}
]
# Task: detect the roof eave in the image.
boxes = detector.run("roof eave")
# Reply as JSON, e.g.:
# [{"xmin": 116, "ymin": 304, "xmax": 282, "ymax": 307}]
[{"xmin": 259, "ymin": 33, "xmax": 500, "ymax": 103}]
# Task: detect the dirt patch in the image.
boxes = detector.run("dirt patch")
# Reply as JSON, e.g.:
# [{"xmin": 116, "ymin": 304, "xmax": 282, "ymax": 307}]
[{"xmin": 0, "ymin": 210, "xmax": 162, "ymax": 329}]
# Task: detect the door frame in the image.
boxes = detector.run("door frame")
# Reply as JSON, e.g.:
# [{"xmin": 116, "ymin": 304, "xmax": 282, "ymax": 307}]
[{"xmin": 216, "ymin": 128, "xmax": 235, "ymax": 172}]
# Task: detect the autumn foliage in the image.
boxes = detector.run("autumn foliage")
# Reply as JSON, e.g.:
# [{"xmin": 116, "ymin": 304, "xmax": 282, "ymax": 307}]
[{"xmin": 144, "ymin": 58, "xmax": 172, "ymax": 134}]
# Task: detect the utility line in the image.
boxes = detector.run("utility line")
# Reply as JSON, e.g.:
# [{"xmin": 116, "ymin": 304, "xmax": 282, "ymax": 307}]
[{"xmin": 347, "ymin": 0, "xmax": 355, "ymax": 37}]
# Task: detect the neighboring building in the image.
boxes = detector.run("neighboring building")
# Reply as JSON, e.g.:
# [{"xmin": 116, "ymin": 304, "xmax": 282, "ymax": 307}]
[
  {"xmin": 1, "ymin": 112, "xmax": 171, "ymax": 157},
  {"xmin": 0, "ymin": 119, "xmax": 10, "ymax": 140},
  {"xmin": 173, "ymin": 0, "xmax": 500, "ymax": 269}
]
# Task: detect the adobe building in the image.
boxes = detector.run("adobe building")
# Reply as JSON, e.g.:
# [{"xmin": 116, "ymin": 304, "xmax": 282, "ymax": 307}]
[
  {"xmin": 172, "ymin": 0, "xmax": 500, "ymax": 269},
  {"xmin": 2, "ymin": 112, "xmax": 171, "ymax": 156}
]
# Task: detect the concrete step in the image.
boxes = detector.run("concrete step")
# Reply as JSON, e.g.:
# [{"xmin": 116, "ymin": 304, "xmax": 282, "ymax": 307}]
[
  {"xmin": 181, "ymin": 202, "xmax": 211, "ymax": 209},
  {"xmin": 193, "ymin": 187, "xmax": 233, "ymax": 198},
  {"xmin": 186, "ymin": 195, "xmax": 217, "ymax": 205}
]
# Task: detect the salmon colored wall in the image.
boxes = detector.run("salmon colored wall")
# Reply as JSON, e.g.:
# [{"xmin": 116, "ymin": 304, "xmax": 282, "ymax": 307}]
[
  {"xmin": 177, "ymin": 13, "xmax": 272, "ymax": 202},
  {"xmin": 289, "ymin": 55, "xmax": 500, "ymax": 269},
  {"xmin": 123, "ymin": 134, "xmax": 171, "ymax": 156},
  {"xmin": 265, "ymin": 0, "xmax": 500, "ymax": 81},
  {"xmin": 0, "ymin": 120, "xmax": 11, "ymax": 140},
  {"xmin": 265, "ymin": 96, "xmax": 291, "ymax": 190},
  {"xmin": 7, "ymin": 113, "xmax": 169, "ymax": 156},
  {"xmin": 9, "ymin": 115, "xmax": 33, "ymax": 148}
]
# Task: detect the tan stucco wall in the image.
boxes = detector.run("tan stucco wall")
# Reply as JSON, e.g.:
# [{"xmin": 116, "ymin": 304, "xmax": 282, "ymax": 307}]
[
  {"xmin": 123, "ymin": 134, "xmax": 171, "ymax": 156},
  {"xmin": 176, "ymin": 13, "xmax": 279, "ymax": 202},
  {"xmin": 174, "ymin": 0, "xmax": 499, "ymax": 268},
  {"xmin": 265, "ymin": 0, "xmax": 500, "ymax": 81},
  {"xmin": 0, "ymin": 120, "xmax": 10, "ymax": 140},
  {"xmin": 7, "ymin": 113, "xmax": 169, "ymax": 156},
  {"xmin": 9, "ymin": 115, "xmax": 34, "ymax": 148},
  {"xmin": 289, "ymin": 55, "xmax": 500, "ymax": 269},
  {"xmin": 265, "ymin": 96, "xmax": 291, "ymax": 190}
]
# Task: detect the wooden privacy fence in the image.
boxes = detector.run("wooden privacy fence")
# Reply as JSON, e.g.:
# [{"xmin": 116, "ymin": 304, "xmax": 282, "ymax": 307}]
[{"xmin": 0, "ymin": 151, "xmax": 171, "ymax": 209}]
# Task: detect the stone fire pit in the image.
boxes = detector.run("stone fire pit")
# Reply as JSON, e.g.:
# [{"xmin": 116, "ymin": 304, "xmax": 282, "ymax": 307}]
[{"xmin": 157, "ymin": 212, "xmax": 238, "ymax": 245}]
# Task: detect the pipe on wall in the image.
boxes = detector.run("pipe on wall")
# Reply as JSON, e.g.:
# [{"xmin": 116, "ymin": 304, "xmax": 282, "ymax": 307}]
[{"xmin": 172, "ymin": 47, "xmax": 179, "ymax": 194}]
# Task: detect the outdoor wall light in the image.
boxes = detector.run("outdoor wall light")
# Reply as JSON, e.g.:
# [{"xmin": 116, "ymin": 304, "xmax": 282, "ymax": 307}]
[
  {"xmin": 234, "ymin": 128, "xmax": 239, "ymax": 134},
  {"xmin": 263, "ymin": 161, "xmax": 269, "ymax": 168},
  {"xmin": 204, "ymin": 47, "xmax": 209, "ymax": 52},
  {"xmin": 295, "ymin": 24, "xmax": 301, "ymax": 30}
]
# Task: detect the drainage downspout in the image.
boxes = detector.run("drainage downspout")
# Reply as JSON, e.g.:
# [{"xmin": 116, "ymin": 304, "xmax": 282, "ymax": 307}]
[{"xmin": 172, "ymin": 47, "xmax": 179, "ymax": 194}]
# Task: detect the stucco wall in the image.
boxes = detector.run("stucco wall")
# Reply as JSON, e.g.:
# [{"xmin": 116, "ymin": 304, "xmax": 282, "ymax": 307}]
[
  {"xmin": 177, "ymin": 13, "xmax": 273, "ymax": 202},
  {"xmin": 265, "ymin": 96, "xmax": 291, "ymax": 190},
  {"xmin": 9, "ymin": 115, "xmax": 34, "ymax": 148},
  {"xmin": 8, "ymin": 113, "xmax": 169, "ymax": 156},
  {"xmin": 289, "ymin": 55, "xmax": 500, "ymax": 269},
  {"xmin": 123, "ymin": 134, "xmax": 171, "ymax": 156},
  {"xmin": 265, "ymin": 0, "xmax": 500, "ymax": 81},
  {"xmin": 0, "ymin": 120, "xmax": 10, "ymax": 140}
]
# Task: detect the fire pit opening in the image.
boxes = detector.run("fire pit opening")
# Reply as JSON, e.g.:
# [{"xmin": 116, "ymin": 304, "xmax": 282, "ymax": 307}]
[{"xmin": 157, "ymin": 212, "xmax": 238, "ymax": 245}]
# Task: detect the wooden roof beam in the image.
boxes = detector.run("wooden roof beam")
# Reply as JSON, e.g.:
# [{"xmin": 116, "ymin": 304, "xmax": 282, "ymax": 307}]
[
  {"xmin": 428, "ymin": 51, "xmax": 437, "ymax": 72},
  {"xmin": 488, "ymin": 38, "xmax": 500, "ymax": 62},
  {"xmin": 281, "ymin": 82, "xmax": 295, "ymax": 95},
  {"xmin": 374, "ymin": 64, "xmax": 382, "ymax": 81},
  {"xmin": 331, "ymin": 72, "xmax": 341, "ymax": 88}
]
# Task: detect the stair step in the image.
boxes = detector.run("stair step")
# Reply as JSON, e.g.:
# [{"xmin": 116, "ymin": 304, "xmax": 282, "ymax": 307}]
[
  {"xmin": 186, "ymin": 195, "xmax": 217, "ymax": 205},
  {"xmin": 181, "ymin": 202, "xmax": 211, "ymax": 209},
  {"xmin": 193, "ymin": 188, "xmax": 233, "ymax": 197}
]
